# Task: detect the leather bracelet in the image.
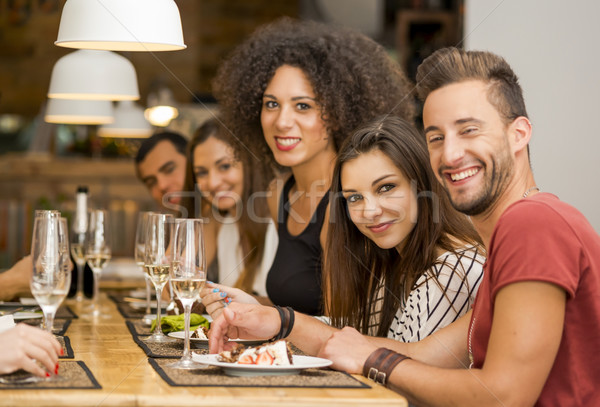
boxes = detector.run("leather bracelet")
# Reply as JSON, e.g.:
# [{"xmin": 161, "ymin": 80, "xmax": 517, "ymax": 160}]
[
  {"xmin": 363, "ymin": 348, "xmax": 410, "ymax": 386},
  {"xmin": 362, "ymin": 348, "xmax": 389, "ymax": 378}
]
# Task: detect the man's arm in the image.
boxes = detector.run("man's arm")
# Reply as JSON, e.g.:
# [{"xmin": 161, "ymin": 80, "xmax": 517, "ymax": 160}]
[
  {"xmin": 0, "ymin": 256, "xmax": 32, "ymax": 301},
  {"xmin": 370, "ymin": 309, "xmax": 471, "ymax": 368},
  {"xmin": 322, "ymin": 282, "xmax": 565, "ymax": 407},
  {"xmin": 318, "ymin": 311, "xmax": 470, "ymax": 375}
]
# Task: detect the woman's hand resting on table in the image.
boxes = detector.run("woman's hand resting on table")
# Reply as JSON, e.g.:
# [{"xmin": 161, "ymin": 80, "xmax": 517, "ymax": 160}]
[
  {"xmin": 0, "ymin": 324, "xmax": 62, "ymax": 378},
  {"xmin": 318, "ymin": 326, "xmax": 377, "ymax": 375},
  {"xmin": 200, "ymin": 282, "xmax": 259, "ymax": 320}
]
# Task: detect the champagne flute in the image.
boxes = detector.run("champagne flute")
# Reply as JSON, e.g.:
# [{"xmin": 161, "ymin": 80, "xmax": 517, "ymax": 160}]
[
  {"xmin": 167, "ymin": 219, "xmax": 206, "ymax": 369},
  {"xmin": 30, "ymin": 216, "xmax": 71, "ymax": 334},
  {"xmin": 143, "ymin": 213, "xmax": 176, "ymax": 343},
  {"xmin": 84, "ymin": 210, "xmax": 111, "ymax": 319},
  {"xmin": 135, "ymin": 211, "xmax": 154, "ymax": 319},
  {"xmin": 57, "ymin": 217, "xmax": 72, "ymax": 320},
  {"xmin": 33, "ymin": 210, "xmax": 61, "ymax": 330}
]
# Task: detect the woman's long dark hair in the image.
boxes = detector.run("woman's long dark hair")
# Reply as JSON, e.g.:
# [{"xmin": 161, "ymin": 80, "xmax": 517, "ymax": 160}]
[
  {"xmin": 325, "ymin": 115, "xmax": 483, "ymax": 336},
  {"xmin": 182, "ymin": 117, "xmax": 274, "ymax": 293}
]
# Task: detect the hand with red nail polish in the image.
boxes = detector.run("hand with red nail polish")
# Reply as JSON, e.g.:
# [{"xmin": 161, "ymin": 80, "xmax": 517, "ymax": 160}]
[{"xmin": 0, "ymin": 324, "xmax": 62, "ymax": 378}]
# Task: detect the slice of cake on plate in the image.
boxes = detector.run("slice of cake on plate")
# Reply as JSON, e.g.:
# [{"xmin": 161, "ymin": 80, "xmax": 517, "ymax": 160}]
[
  {"xmin": 190, "ymin": 326, "xmax": 208, "ymax": 340},
  {"xmin": 218, "ymin": 340, "xmax": 293, "ymax": 366}
]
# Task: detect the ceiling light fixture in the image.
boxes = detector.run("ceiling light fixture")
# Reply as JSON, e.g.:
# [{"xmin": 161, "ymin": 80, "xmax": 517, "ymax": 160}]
[
  {"xmin": 98, "ymin": 101, "xmax": 152, "ymax": 138},
  {"xmin": 55, "ymin": 0, "xmax": 186, "ymax": 52},
  {"xmin": 48, "ymin": 49, "xmax": 140, "ymax": 101},
  {"xmin": 144, "ymin": 87, "xmax": 179, "ymax": 127},
  {"xmin": 44, "ymin": 98, "xmax": 114, "ymax": 125}
]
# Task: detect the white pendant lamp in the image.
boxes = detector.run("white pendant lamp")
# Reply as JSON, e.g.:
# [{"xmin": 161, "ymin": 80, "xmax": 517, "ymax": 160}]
[
  {"xmin": 48, "ymin": 50, "xmax": 139, "ymax": 101},
  {"xmin": 98, "ymin": 101, "xmax": 152, "ymax": 138},
  {"xmin": 45, "ymin": 99, "xmax": 114, "ymax": 125},
  {"xmin": 55, "ymin": 0, "xmax": 186, "ymax": 52}
]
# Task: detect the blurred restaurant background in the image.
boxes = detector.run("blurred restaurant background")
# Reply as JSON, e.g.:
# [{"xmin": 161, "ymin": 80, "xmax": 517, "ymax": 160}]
[{"xmin": 1, "ymin": 0, "xmax": 599, "ymax": 268}]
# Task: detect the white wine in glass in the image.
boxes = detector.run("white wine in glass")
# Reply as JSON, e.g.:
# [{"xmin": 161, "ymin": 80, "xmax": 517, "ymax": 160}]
[
  {"xmin": 135, "ymin": 211, "xmax": 154, "ymax": 318},
  {"xmin": 167, "ymin": 218, "xmax": 206, "ymax": 369},
  {"xmin": 30, "ymin": 215, "xmax": 71, "ymax": 334},
  {"xmin": 143, "ymin": 213, "xmax": 176, "ymax": 343},
  {"xmin": 84, "ymin": 209, "xmax": 111, "ymax": 319}
]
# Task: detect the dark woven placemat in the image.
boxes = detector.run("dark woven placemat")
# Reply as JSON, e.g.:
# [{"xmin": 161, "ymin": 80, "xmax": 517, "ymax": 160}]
[
  {"xmin": 53, "ymin": 319, "xmax": 72, "ymax": 336},
  {"xmin": 108, "ymin": 291, "xmax": 158, "ymax": 319},
  {"xmin": 148, "ymin": 358, "xmax": 369, "ymax": 389},
  {"xmin": 127, "ymin": 318, "xmax": 157, "ymax": 336},
  {"xmin": 21, "ymin": 318, "xmax": 72, "ymax": 336},
  {"xmin": 0, "ymin": 361, "xmax": 101, "ymax": 390},
  {"xmin": 126, "ymin": 320, "xmax": 191, "ymax": 358},
  {"xmin": 56, "ymin": 305, "xmax": 78, "ymax": 319},
  {"xmin": 114, "ymin": 301, "xmax": 147, "ymax": 319},
  {"xmin": 57, "ymin": 336, "xmax": 74, "ymax": 359}
]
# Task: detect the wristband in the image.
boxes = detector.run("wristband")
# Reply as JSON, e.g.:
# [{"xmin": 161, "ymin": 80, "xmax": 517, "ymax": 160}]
[
  {"xmin": 362, "ymin": 348, "xmax": 410, "ymax": 386},
  {"xmin": 283, "ymin": 306, "xmax": 295, "ymax": 338},
  {"xmin": 271, "ymin": 305, "xmax": 286, "ymax": 341}
]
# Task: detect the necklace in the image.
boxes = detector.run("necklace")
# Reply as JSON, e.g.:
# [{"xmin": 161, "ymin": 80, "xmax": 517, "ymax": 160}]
[
  {"xmin": 523, "ymin": 186, "xmax": 540, "ymax": 198},
  {"xmin": 468, "ymin": 316, "xmax": 475, "ymax": 369}
]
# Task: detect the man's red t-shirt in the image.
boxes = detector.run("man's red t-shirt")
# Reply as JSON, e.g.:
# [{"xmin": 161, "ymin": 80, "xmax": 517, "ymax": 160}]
[{"xmin": 470, "ymin": 193, "xmax": 600, "ymax": 406}]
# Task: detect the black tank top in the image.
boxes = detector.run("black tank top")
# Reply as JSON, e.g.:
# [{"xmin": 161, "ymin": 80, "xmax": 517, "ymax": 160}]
[{"xmin": 266, "ymin": 176, "xmax": 329, "ymax": 316}]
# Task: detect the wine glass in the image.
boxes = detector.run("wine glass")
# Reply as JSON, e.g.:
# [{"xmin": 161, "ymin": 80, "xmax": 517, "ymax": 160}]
[
  {"xmin": 135, "ymin": 211, "xmax": 155, "ymax": 320},
  {"xmin": 71, "ymin": 201, "xmax": 88, "ymax": 302},
  {"xmin": 143, "ymin": 213, "xmax": 176, "ymax": 343},
  {"xmin": 84, "ymin": 210, "xmax": 111, "ymax": 319},
  {"xmin": 166, "ymin": 219, "xmax": 207, "ymax": 369},
  {"xmin": 30, "ymin": 215, "xmax": 71, "ymax": 334}
]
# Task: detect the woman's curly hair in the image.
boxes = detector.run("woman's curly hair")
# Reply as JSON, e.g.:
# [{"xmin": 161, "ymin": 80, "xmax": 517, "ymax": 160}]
[{"xmin": 213, "ymin": 17, "xmax": 416, "ymax": 168}]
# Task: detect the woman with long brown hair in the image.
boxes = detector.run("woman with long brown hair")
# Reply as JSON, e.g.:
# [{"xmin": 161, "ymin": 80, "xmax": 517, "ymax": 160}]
[
  {"xmin": 182, "ymin": 117, "xmax": 277, "ymax": 300},
  {"xmin": 207, "ymin": 115, "xmax": 485, "ymax": 354},
  {"xmin": 326, "ymin": 115, "xmax": 484, "ymax": 341}
]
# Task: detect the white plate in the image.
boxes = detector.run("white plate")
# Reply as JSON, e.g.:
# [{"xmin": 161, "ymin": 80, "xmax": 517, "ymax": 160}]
[
  {"xmin": 19, "ymin": 297, "xmax": 39, "ymax": 306},
  {"xmin": 129, "ymin": 301, "xmax": 167, "ymax": 310},
  {"xmin": 128, "ymin": 289, "xmax": 149, "ymax": 299},
  {"xmin": 13, "ymin": 312, "xmax": 43, "ymax": 320},
  {"xmin": 191, "ymin": 353, "xmax": 332, "ymax": 377},
  {"xmin": 167, "ymin": 331, "xmax": 264, "ymax": 347}
]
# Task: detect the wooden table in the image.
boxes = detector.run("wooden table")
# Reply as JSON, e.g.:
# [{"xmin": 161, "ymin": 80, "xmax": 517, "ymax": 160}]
[{"xmin": 2, "ymin": 293, "xmax": 408, "ymax": 407}]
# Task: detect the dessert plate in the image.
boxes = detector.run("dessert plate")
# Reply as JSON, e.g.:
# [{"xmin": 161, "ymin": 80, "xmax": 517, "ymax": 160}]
[
  {"xmin": 13, "ymin": 312, "xmax": 42, "ymax": 320},
  {"xmin": 190, "ymin": 353, "xmax": 332, "ymax": 376},
  {"xmin": 129, "ymin": 301, "xmax": 167, "ymax": 310}
]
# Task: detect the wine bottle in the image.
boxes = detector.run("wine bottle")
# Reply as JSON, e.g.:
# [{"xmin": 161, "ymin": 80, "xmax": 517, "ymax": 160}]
[{"xmin": 68, "ymin": 186, "xmax": 94, "ymax": 298}]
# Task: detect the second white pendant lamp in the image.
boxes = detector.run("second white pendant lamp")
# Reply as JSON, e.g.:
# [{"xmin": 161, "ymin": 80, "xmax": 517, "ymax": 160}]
[
  {"xmin": 48, "ymin": 49, "xmax": 140, "ymax": 101},
  {"xmin": 45, "ymin": 99, "xmax": 114, "ymax": 125},
  {"xmin": 55, "ymin": 0, "xmax": 186, "ymax": 52},
  {"xmin": 98, "ymin": 101, "xmax": 152, "ymax": 138}
]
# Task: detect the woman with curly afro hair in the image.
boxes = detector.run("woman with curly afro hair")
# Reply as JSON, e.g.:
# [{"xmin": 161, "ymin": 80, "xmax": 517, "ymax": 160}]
[{"xmin": 203, "ymin": 17, "xmax": 416, "ymax": 317}]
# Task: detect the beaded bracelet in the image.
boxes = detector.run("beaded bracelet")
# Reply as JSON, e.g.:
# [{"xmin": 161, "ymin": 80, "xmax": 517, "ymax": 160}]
[{"xmin": 362, "ymin": 348, "xmax": 410, "ymax": 386}]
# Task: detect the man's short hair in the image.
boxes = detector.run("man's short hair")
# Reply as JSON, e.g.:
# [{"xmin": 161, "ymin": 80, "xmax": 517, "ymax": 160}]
[
  {"xmin": 135, "ymin": 131, "xmax": 188, "ymax": 164},
  {"xmin": 416, "ymin": 47, "xmax": 528, "ymax": 124}
]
